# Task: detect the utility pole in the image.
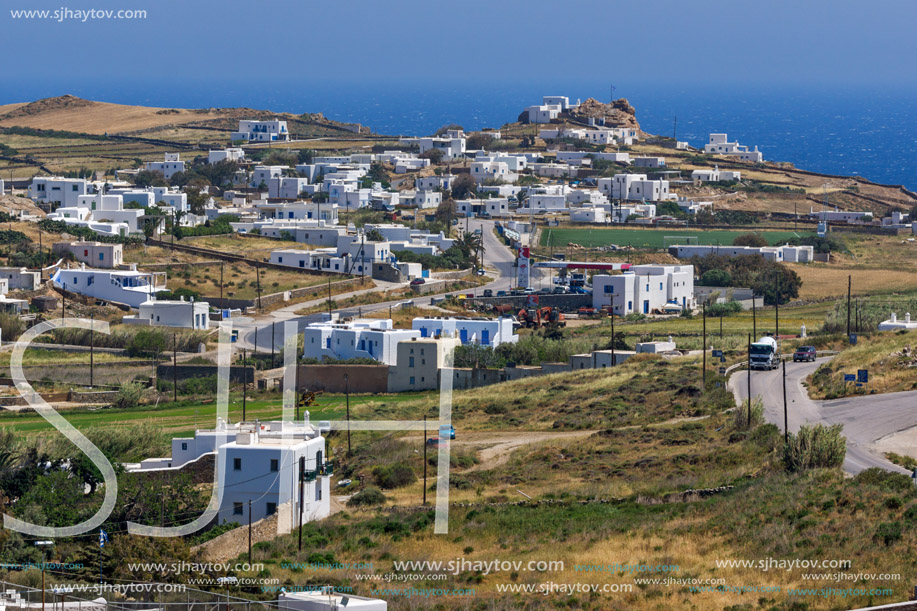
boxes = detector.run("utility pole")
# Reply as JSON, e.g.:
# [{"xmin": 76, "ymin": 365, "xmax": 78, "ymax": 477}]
[
  {"xmin": 423, "ymin": 414, "xmax": 428, "ymax": 505},
  {"xmin": 775, "ymin": 270, "xmax": 780, "ymax": 338},
  {"xmin": 248, "ymin": 499, "xmax": 252, "ymax": 562},
  {"xmin": 719, "ymin": 313, "xmax": 723, "ymax": 339},
  {"xmin": 89, "ymin": 313, "xmax": 95, "ymax": 388},
  {"xmin": 345, "ymin": 373, "xmax": 351, "ymax": 456},
  {"xmin": 242, "ymin": 348, "xmax": 247, "ymax": 421},
  {"xmin": 271, "ymin": 322, "xmax": 276, "ymax": 368},
  {"xmin": 173, "ymin": 333, "xmax": 178, "ymax": 403},
  {"xmin": 782, "ymin": 359, "xmax": 788, "ymax": 445},
  {"xmin": 256, "ymin": 263, "xmax": 262, "ymax": 311},
  {"xmin": 846, "ymin": 275, "xmax": 852, "ymax": 338},
  {"xmin": 610, "ymin": 308, "xmax": 615, "ymax": 367},
  {"xmin": 219, "ymin": 261, "xmax": 224, "ymax": 314},
  {"xmin": 672, "ymin": 116, "xmax": 677, "ymax": 141},
  {"xmin": 747, "ymin": 333, "xmax": 752, "ymax": 426},
  {"xmin": 752, "ymin": 294, "xmax": 756, "ymax": 339},
  {"xmin": 702, "ymin": 303, "xmax": 707, "ymax": 389},
  {"xmin": 327, "ymin": 277, "xmax": 332, "ymax": 317},
  {"xmin": 298, "ymin": 456, "xmax": 305, "ymax": 551}
]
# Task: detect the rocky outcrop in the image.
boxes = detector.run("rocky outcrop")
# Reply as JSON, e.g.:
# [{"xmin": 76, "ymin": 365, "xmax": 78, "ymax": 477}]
[{"xmin": 567, "ymin": 97, "xmax": 640, "ymax": 130}]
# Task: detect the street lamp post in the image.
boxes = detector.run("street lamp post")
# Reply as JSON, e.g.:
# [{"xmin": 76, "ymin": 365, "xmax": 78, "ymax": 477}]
[{"xmin": 35, "ymin": 540, "xmax": 54, "ymax": 611}]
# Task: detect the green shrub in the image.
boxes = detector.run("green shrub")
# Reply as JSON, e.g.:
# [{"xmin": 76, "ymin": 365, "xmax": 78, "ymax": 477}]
[
  {"xmin": 875, "ymin": 521, "xmax": 902, "ymax": 546},
  {"xmin": 113, "ymin": 381, "xmax": 144, "ymax": 410},
  {"xmin": 783, "ymin": 424, "xmax": 846, "ymax": 472},
  {"xmin": 347, "ymin": 487, "xmax": 386, "ymax": 507},
  {"xmin": 733, "ymin": 397, "xmax": 764, "ymax": 431},
  {"xmin": 372, "ymin": 463, "xmax": 416, "ymax": 489}
]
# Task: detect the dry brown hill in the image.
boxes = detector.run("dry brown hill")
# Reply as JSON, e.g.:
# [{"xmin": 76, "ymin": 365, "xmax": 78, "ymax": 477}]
[{"xmin": 0, "ymin": 95, "xmax": 368, "ymax": 137}]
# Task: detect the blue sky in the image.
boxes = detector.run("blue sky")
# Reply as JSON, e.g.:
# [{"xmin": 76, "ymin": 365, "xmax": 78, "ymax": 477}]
[{"xmin": 3, "ymin": 0, "xmax": 917, "ymax": 90}]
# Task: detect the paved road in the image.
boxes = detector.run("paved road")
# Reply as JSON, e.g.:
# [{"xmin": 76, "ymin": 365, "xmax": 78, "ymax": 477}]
[
  {"xmin": 234, "ymin": 219, "xmax": 518, "ymax": 352},
  {"xmin": 729, "ymin": 358, "xmax": 912, "ymax": 475}
]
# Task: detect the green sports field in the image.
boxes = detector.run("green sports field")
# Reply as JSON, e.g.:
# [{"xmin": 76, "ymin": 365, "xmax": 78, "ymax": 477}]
[{"xmin": 540, "ymin": 227, "xmax": 813, "ymax": 249}]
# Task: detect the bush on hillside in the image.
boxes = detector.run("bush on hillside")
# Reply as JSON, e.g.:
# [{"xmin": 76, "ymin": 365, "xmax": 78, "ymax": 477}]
[{"xmin": 783, "ymin": 423, "xmax": 846, "ymax": 472}]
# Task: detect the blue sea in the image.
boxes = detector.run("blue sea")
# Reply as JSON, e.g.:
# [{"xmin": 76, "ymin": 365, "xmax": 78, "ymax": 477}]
[{"xmin": 4, "ymin": 79, "xmax": 917, "ymax": 189}]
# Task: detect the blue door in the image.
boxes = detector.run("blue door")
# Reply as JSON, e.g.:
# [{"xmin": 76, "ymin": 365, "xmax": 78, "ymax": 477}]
[
  {"xmin": 459, "ymin": 329, "xmax": 468, "ymax": 344},
  {"xmin": 481, "ymin": 329, "xmax": 490, "ymax": 345},
  {"xmin": 420, "ymin": 327, "xmax": 428, "ymax": 338},
  {"xmin": 643, "ymin": 300, "xmax": 649, "ymax": 314}
]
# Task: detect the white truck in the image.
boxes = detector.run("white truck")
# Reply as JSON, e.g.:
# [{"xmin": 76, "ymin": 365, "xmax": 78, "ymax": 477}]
[{"xmin": 749, "ymin": 336, "xmax": 779, "ymax": 370}]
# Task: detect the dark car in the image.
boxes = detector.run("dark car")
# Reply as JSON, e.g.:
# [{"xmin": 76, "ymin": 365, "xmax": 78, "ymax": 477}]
[
  {"xmin": 426, "ymin": 437, "xmax": 447, "ymax": 447},
  {"xmin": 482, "ymin": 289, "xmax": 493, "ymax": 297},
  {"xmin": 793, "ymin": 346, "xmax": 817, "ymax": 362},
  {"xmin": 410, "ymin": 278, "xmax": 426, "ymax": 286}
]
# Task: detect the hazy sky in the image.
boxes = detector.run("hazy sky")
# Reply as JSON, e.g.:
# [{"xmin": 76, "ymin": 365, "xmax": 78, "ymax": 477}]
[{"xmin": 4, "ymin": 0, "xmax": 917, "ymax": 89}]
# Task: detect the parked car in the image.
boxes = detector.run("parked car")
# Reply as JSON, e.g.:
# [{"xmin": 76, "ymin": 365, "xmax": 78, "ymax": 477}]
[
  {"xmin": 793, "ymin": 345, "xmax": 817, "ymax": 362},
  {"xmin": 476, "ymin": 268, "xmax": 486, "ymax": 276},
  {"xmin": 410, "ymin": 278, "xmax": 426, "ymax": 286},
  {"xmin": 482, "ymin": 289, "xmax": 493, "ymax": 297},
  {"xmin": 552, "ymin": 286, "xmax": 566, "ymax": 294},
  {"xmin": 426, "ymin": 437, "xmax": 447, "ymax": 447},
  {"xmin": 538, "ymin": 288, "xmax": 551, "ymax": 294},
  {"xmin": 522, "ymin": 287, "xmax": 535, "ymax": 294},
  {"xmin": 439, "ymin": 424, "xmax": 455, "ymax": 440}
]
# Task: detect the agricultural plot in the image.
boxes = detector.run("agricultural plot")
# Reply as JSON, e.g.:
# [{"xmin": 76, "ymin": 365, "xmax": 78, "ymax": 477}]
[{"xmin": 541, "ymin": 227, "xmax": 812, "ymax": 249}]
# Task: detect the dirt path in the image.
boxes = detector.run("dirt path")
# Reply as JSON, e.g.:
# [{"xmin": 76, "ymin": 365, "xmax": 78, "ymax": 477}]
[{"xmin": 450, "ymin": 431, "xmax": 597, "ymax": 471}]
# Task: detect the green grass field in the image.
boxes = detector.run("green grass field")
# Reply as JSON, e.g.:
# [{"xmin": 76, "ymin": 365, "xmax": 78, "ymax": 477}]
[
  {"xmin": 541, "ymin": 227, "xmax": 813, "ymax": 249},
  {"xmin": 0, "ymin": 391, "xmax": 435, "ymax": 439}
]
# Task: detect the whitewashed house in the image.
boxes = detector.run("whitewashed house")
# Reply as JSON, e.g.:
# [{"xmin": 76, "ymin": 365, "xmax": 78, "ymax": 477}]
[
  {"xmin": 28, "ymin": 177, "xmax": 91, "ymax": 207},
  {"xmin": 415, "ymin": 175, "xmax": 455, "ymax": 191},
  {"xmin": 123, "ymin": 297, "xmax": 210, "ymax": 329},
  {"xmin": 598, "ymin": 174, "xmax": 676, "ymax": 202},
  {"xmin": 51, "ymin": 266, "xmax": 167, "ymax": 308},
  {"xmin": 593, "ymin": 265, "xmax": 695, "ymax": 315},
  {"xmin": 208, "ymin": 148, "xmax": 245, "ymax": 164},
  {"xmin": 526, "ymin": 104, "xmax": 561, "ymax": 124},
  {"xmin": 145, "ymin": 153, "xmax": 185, "ymax": 180},
  {"xmin": 232, "ymin": 120, "xmax": 290, "ymax": 143},
  {"xmin": 303, "ymin": 319, "xmax": 420, "ymax": 365},
  {"xmin": 412, "ymin": 317, "xmax": 517, "ymax": 347},
  {"xmin": 0, "ymin": 267, "xmax": 41, "ymax": 291},
  {"xmin": 267, "ymin": 177, "xmax": 311, "ymax": 200},
  {"xmin": 704, "ymin": 134, "xmax": 763, "ymax": 162}
]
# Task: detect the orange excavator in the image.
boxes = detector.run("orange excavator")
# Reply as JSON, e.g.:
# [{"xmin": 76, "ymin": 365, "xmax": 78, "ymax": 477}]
[{"xmin": 517, "ymin": 307, "xmax": 565, "ymax": 329}]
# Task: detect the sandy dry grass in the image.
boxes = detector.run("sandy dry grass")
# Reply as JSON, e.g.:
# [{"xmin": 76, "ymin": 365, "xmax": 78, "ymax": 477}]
[
  {"xmin": 789, "ymin": 263, "xmax": 917, "ymax": 299},
  {"xmin": 807, "ymin": 329, "xmax": 917, "ymax": 398}
]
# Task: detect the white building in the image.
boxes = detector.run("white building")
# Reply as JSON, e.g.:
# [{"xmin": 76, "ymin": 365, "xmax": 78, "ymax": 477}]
[
  {"xmin": 255, "ymin": 202, "xmax": 338, "ymax": 223},
  {"xmin": 279, "ymin": 590, "xmax": 386, "ymax": 611},
  {"xmin": 455, "ymin": 198, "xmax": 510, "ymax": 218},
  {"xmin": 810, "ymin": 209, "xmax": 873, "ymax": 224},
  {"xmin": 691, "ymin": 166, "xmax": 741, "ymax": 182},
  {"xmin": 28, "ymin": 177, "xmax": 91, "ymax": 207},
  {"xmin": 526, "ymin": 104, "xmax": 562, "ymax": 124},
  {"xmin": 0, "ymin": 267, "xmax": 41, "ymax": 291},
  {"xmin": 598, "ymin": 174, "xmax": 676, "ymax": 201},
  {"xmin": 52, "ymin": 241, "xmax": 123, "ymax": 269},
  {"xmin": 232, "ymin": 120, "xmax": 290, "ymax": 142},
  {"xmin": 469, "ymin": 160, "xmax": 517, "ymax": 184},
  {"xmin": 570, "ymin": 206, "xmax": 607, "ymax": 224},
  {"xmin": 51, "ymin": 266, "xmax": 167, "ymax": 308},
  {"xmin": 633, "ymin": 156, "xmax": 666, "ymax": 168},
  {"xmin": 704, "ymin": 134, "xmax": 763, "ymax": 162},
  {"xmin": 123, "ymin": 297, "xmax": 210, "ymax": 329},
  {"xmin": 877, "ymin": 312, "xmax": 917, "ymax": 332},
  {"xmin": 670, "ymin": 244, "xmax": 814, "ymax": 263},
  {"xmin": 145, "ymin": 153, "xmax": 185, "ymax": 180},
  {"xmin": 592, "ymin": 265, "xmax": 695, "ymax": 315},
  {"xmin": 208, "ymin": 148, "xmax": 245, "ymax": 164},
  {"xmin": 416, "ymin": 175, "xmax": 455, "ymax": 191},
  {"xmin": 303, "ymin": 319, "xmax": 420, "ymax": 365},
  {"xmin": 411, "ymin": 316, "xmax": 517, "ymax": 347},
  {"xmin": 252, "ymin": 165, "xmax": 286, "ymax": 188},
  {"xmin": 267, "ymin": 177, "xmax": 311, "ymax": 200}
]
